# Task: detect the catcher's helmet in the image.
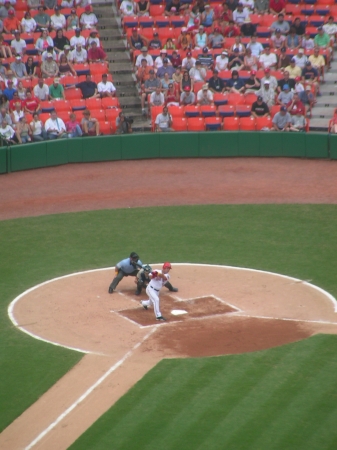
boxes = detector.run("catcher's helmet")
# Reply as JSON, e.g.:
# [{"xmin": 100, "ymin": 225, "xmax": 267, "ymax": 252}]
[
  {"xmin": 143, "ymin": 264, "xmax": 152, "ymax": 272},
  {"xmin": 163, "ymin": 262, "xmax": 172, "ymax": 269},
  {"xmin": 130, "ymin": 252, "xmax": 139, "ymax": 260}
]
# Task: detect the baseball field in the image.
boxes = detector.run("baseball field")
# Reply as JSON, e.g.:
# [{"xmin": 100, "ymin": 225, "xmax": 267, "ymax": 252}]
[{"xmin": 1, "ymin": 158, "xmax": 337, "ymax": 449}]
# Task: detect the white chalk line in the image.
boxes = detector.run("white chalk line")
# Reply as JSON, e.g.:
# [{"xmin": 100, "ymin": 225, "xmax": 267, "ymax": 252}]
[
  {"xmin": 24, "ymin": 327, "xmax": 157, "ymax": 450},
  {"xmin": 7, "ymin": 263, "xmax": 337, "ymax": 354},
  {"xmin": 234, "ymin": 312, "xmax": 337, "ymax": 326}
]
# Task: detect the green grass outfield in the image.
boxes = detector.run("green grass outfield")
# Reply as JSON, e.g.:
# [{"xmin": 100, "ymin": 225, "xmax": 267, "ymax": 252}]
[{"xmin": 1, "ymin": 205, "xmax": 337, "ymax": 447}]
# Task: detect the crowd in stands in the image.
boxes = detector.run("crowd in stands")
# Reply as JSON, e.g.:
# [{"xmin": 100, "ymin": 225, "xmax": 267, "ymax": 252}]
[
  {"xmin": 0, "ymin": 0, "xmax": 126, "ymax": 145},
  {"xmin": 120, "ymin": 0, "xmax": 336, "ymax": 132}
]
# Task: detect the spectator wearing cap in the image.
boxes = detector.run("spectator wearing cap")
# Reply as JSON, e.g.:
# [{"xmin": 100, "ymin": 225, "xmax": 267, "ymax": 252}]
[
  {"xmin": 59, "ymin": 45, "xmax": 72, "ymax": 61},
  {"xmin": 195, "ymin": 26, "xmax": 208, "ymax": 49},
  {"xmin": 228, "ymin": 48, "xmax": 244, "ymax": 71},
  {"xmin": 42, "ymin": 46, "xmax": 57, "ymax": 62},
  {"xmin": 270, "ymin": 14, "xmax": 290, "ymax": 35},
  {"xmin": 208, "ymin": 69, "xmax": 226, "ymax": 93},
  {"xmin": 292, "ymin": 17, "xmax": 305, "ymax": 37},
  {"xmin": 276, "ymin": 84, "xmax": 293, "ymax": 105},
  {"xmin": 314, "ymin": 26, "xmax": 332, "ymax": 67},
  {"xmin": 70, "ymin": 28, "xmax": 86, "ymax": 48},
  {"xmin": 170, "ymin": 51, "xmax": 182, "ymax": 68},
  {"xmin": 5, "ymin": 70, "xmax": 18, "ymax": 88},
  {"xmin": 223, "ymin": 20, "xmax": 241, "ymax": 37},
  {"xmin": 157, "ymin": 59, "xmax": 176, "ymax": 79},
  {"xmin": 41, "ymin": 53, "xmax": 59, "ymax": 78},
  {"xmin": 256, "ymin": 79, "xmax": 275, "ymax": 107},
  {"xmin": 141, "ymin": 70, "xmax": 161, "ymax": 113},
  {"xmin": 208, "ymin": 27, "xmax": 224, "ymax": 49},
  {"xmin": 4, "ymin": 9, "xmax": 21, "ymax": 34},
  {"xmin": 128, "ymin": 28, "xmax": 148, "ymax": 60},
  {"xmin": 197, "ymin": 83, "xmax": 214, "ymax": 105},
  {"xmin": 33, "ymin": 78, "xmax": 50, "ymax": 101},
  {"xmin": 82, "ymin": 109, "xmax": 101, "ymax": 136},
  {"xmin": 251, "ymin": 95, "xmax": 269, "ymax": 118},
  {"xmin": 241, "ymin": 17, "xmax": 256, "ymax": 37},
  {"xmin": 35, "ymin": 30, "xmax": 54, "ymax": 54},
  {"xmin": 0, "ymin": 2, "xmax": 14, "ymax": 20},
  {"xmin": 136, "ymin": 58, "xmax": 151, "ymax": 84},
  {"xmin": 323, "ymin": 16, "xmax": 337, "ymax": 45},
  {"xmin": 277, "ymin": 47, "xmax": 291, "ymax": 70},
  {"xmin": 155, "ymin": 106, "xmax": 173, "ymax": 132},
  {"xmin": 261, "ymin": 68, "xmax": 277, "ymax": 91},
  {"xmin": 49, "ymin": 78, "xmax": 65, "ymax": 99},
  {"xmin": 119, "ymin": 0, "xmax": 135, "ymax": 18},
  {"xmin": 302, "ymin": 60, "xmax": 320, "ymax": 95},
  {"xmin": 50, "ymin": 7, "xmax": 66, "ymax": 30},
  {"xmin": 80, "ymin": 6, "xmax": 98, "ymax": 30},
  {"xmin": 299, "ymin": 84, "xmax": 315, "ymax": 117},
  {"xmin": 10, "ymin": 56, "xmax": 27, "ymax": 80},
  {"xmin": 182, "ymin": 52, "xmax": 196, "ymax": 71},
  {"xmin": 259, "ymin": 45, "xmax": 277, "ymax": 70},
  {"xmin": 189, "ymin": 60, "xmax": 207, "ymax": 82},
  {"xmin": 285, "ymin": 58, "xmax": 302, "ymax": 79},
  {"xmin": 302, "ymin": 31, "xmax": 315, "ymax": 51},
  {"xmin": 286, "ymin": 91, "xmax": 305, "ymax": 116},
  {"xmin": 149, "ymin": 32, "xmax": 162, "ymax": 51},
  {"xmin": 201, "ymin": 4, "xmax": 214, "ymax": 28},
  {"xmin": 272, "ymin": 105, "xmax": 292, "ymax": 131},
  {"xmin": 226, "ymin": 0, "xmax": 239, "ymax": 13},
  {"xmin": 269, "ymin": 0, "xmax": 286, "ymax": 16},
  {"xmin": 215, "ymin": 51, "xmax": 229, "ymax": 71},
  {"xmin": 197, "ymin": 47, "xmax": 214, "ymax": 68},
  {"xmin": 309, "ymin": 46, "xmax": 325, "ymax": 79},
  {"xmin": 87, "ymin": 30, "xmax": 101, "ymax": 48},
  {"xmin": 254, "ymin": 0, "xmax": 269, "ymax": 14},
  {"xmin": 293, "ymin": 48, "xmax": 307, "ymax": 69},
  {"xmin": 34, "ymin": 6, "xmax": 51, "ymax": 31},
  {"xmin": 286, "ymin": 27, "xmax": 300, "ymax": 49},
  {"xmin": 136, "ymin": 0, "xmax": 150, "ymax": 16},
  {"xmin": 150, "ymin": 85, "xmax": 165, "ymax": 107},
  {"xmin": 164, "ymin": 0, "xmax": 189, "ymax": 17},
  {"xmin": 232, "ymin": 3, "xmax": 249, "ymax": 26},
  {"xmin": 21, "ymin": 11, "xmax": 37, "ymax": 33},
  {"xmin": 53, "ymin": 29, "xmax": 70, "ymax": 53},
  {"xmin": 246, "ymin": 35, "xmax": 263, "ymax": 57},
  {"xmin": 277, "ymin": 70, "xmax": 295, "ymax": 93},
  {"xmin": 230, "ymin": 36, "xmax": 245, "ymax": 56},
  {"xmin": 154, "ymin": 50, "xmax": 170, "ymax": 71},
  {"xmin": 180, "ymin": 85, "xmax": 196, "ymax": 106},
  {"xmin": 70, "ymin": 43, "xmax": 88, "ymax": 63},
  {"xmin": 88, "ymin": 41, "xmax": 107, "ymax": 62},
  {"xmin": 270, "ymin": 28, "xmax": 286, "ymax": 49},
  {"xmin": 244, "ymin": 47, "xmax": 258, "ymax": 71},
  {"xmin": 177, "ymin": 27, "xmax": 192, "ymax": 50},
  {"xmin": 97, "ymin": 74, "xmax": 116, "ymax": 98},
  {"xmin": 226, "ymin": 70, "xmax": 245, "ymax": 93},
  {"xmin": 11, "ymin": 32, "xmax": 26, "ymax": 56},
  {"xmin": 67, "ymin": 8, "xmax": 80, "ymax": 30},
  {"xmin": 135, "ymin": 46, "xmax": 153, "ymax": 69},
  {"xmin": 245, "ymin": 70, "xmax": 261, "ymax": 93}
]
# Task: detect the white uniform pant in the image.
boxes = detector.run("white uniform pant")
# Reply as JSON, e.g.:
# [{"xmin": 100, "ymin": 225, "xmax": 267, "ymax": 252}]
[{"xmin": 142, "ymin": 285, "xmax": 161, "ymax": 318}]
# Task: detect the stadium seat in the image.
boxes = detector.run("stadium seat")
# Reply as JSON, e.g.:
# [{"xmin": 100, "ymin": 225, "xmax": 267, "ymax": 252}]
[
  {"xmin": 21, "ymin": 79, "xmax": 32, "ymax": 89},
  {"xmin": 187, "ymin": 117, "xmax": 205, "ymax": 131},
  {"xmin": 123, "ymin": 16, "xmax": 139, "ymax": 29},
  {"xmin": 57, "ymin": 111, "xmax": 71, "ymax": 123},
  {"xmin": 270, "ymin": 105, "xmax": 281, "ymax": 118},
  {"xmin": 255, "ymin": 116, "xmax": 272, "ymax": 130},
  {"xmin": 90, "ymin": 63, "xmax": 109, "ymax": 76},
  {"xmin": 139, "ymin": 16, "xmax": 155, "ymax": 28},
  {"xmin": 101, "ymin": 97, "xmax": 120, "ymax": 109},
  {"xmin": 149, "ymin": 5, "xmax": 165, "ymax": 17},
  {"xmin": 100, "ymin": 121, "xmax": 112, "ymax": 135},
  {"xmin": 227, "ymin": 93, "xmax": 246, "ymax": 106},
  {"xmin": 244, "ymin": 92, "xmax": 257, "ymax": 107},
  {"xmin": 39, "ymin": 113, "xmax": 51, "ymax": 123},
  {"xmin": 213, "ymin": 93, "xmax": 228, "ymax": 106},
  {"xmin": 71, "ymin": 99, "xmax": 86, "ymax": 111},
  {"xmin": 235, "ymin": 105, "xmax": 252, "ymax": 117},
  {"xmin": 199, "ymin": 105, "xmax": 217, "ymax": 117},
  {"xmin": 65, "ymin": 88, "xmax": 82, "ymax": 100},
  {"xmin": 53, "ymin": 100, "xmax": 71, "ymax": 113},
  {"xmin": 218, "ymin": 105, "xmax": 235, "ymax": 117},
  {"xmin": 301, "ymin": 5, "xmax": 315, "ymax": 15},
  {"xmin": 40, "ymin": 101, "xmax": 55, "ymax": 113},
  {"xmin": 223, "ymin": 116, "xmax": 239, "ymax": 131},
  {"xmin": 256, "ymin": 26, "xmax": 271, "ymax": 38},
  {"xmin": 60, "ymin": 75, "xmax": 78, "ymax": 87},
  {"xmin": 172, "ymin": 117, "xmax": 187, "ymax": 131},
  {"xmin": 85, "ymin": 98, "xmax": 102, "ymax": 109},
  {"xmin": 184, "ymin": 105, "xmax": 201, "ymax": 117},
  {"xmin": 205, "ymin": 117, "xmax": 222, "ymax": 131},
  {"xmin": 308, "ymin": 15, "xmax": 325, "ymax": 27},
  {"xmin": 315, "ymin": 5, "xmax": 330, "ymax": 14},
  {"xmin": 239, "ymin": 117, "xmax": 256, "ymax": 131},
  {"xmin": 73, "ymin": 64, "xmax": 90, "ymax": 76},
  {"xmin": 193, "ymin": 82, "xmax": 204, "ymax": 94},
  {"xmin": 105, "ymin": 108, "xmax": 121, "ymax": 121},
  {"xmin": 170, "ymin": 16, "xmax": 186, "ymax": 27},
  {"xmin": 168, "ymin": 105, "xmax": 185, "ymax": 118},
  {"xmin": 285, "ymin": 4, "xmax": 301, "ymax": 15},
  {"xmin": 90, "ymin": 109, "xmax": 106, "ymax": 121}
]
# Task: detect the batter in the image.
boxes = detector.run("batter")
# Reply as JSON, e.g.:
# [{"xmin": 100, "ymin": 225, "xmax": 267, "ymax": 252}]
[{"xmin": 141, "ymin": 262, "xmax": 173, "ymax": 321}]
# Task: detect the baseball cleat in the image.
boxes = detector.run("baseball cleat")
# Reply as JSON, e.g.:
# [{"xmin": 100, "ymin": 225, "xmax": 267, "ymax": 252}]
[
  {"xmin": 108, "ymin": 287, "xmax": 114, "ymax": 294},
  {"xmin": 142, "ymin": 303, "xmax": 148, "ymax": 310},
  {"xmin": 156, "ymin": 316, "xmax": 167, "ymax": 321},
  {"xmin": 135, "ymin": 290, "xmax": 141, "ymax": 296},
  {"xmin": 170, "ymin": 287, "xmax": 178, "ymax": 292}
]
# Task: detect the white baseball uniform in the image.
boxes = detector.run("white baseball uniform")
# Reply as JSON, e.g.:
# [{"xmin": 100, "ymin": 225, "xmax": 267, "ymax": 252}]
[{"xmin": 141, "ymin": 270, "xmax": 170, "ymax": 318}]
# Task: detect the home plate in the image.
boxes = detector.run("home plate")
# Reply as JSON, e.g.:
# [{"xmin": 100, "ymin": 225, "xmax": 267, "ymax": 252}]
[{"xmin": 171, "ymin": 309, "xmax": 188, "ymax": 316}]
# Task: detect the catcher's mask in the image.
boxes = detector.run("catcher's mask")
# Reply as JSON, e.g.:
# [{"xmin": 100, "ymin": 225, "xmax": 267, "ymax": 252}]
[{"xmin": 143, "ymin": 264, "xmax": 152, "ymax": 273}]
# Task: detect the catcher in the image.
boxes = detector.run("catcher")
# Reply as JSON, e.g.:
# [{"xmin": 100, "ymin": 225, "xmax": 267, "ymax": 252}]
[
  {"xmin": 108, "ymin": 252, "xmax": 143, "ymax": 294},
  {"xmin": 135, "ymin": 264, "xmax": 178, "ymax": 295}
]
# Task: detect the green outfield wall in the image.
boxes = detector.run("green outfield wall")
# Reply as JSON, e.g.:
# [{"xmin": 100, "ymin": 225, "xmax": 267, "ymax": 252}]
[{"xmin": 1, "ymin": 132, "xmax": 336, "ymax": 174}]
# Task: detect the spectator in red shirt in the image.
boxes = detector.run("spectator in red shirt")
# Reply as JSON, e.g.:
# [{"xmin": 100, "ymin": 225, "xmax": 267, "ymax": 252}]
[
  {"xmin": 269, "ymin": 0, "xmax": 286, "ymax": 15},
  {"xmin": 87, "ymin": 41, "xmax": 107, "ymax": 63},
  {"xmin": 24, "ymin": 90, "xmax": 41, "ymax": 114},
  {"xmin": 223, "ymin": 20, "xmax": 240, "ymax": 37},
  {"xmin": 9, "ymin": 92, "xmax": 24, "ymax": 112},
  {"xmin": 287, "ymin": 92, "xmax": 305, "ymax": 115},
  {"xmin": 4, "ymin": 10, "xmax": 22, "ymax": 34}
]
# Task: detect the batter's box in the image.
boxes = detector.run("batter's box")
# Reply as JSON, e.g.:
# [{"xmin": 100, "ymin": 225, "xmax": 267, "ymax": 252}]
[{"xmin": 117, "ymin": 294, "xmax": 239, "ymax": 327}]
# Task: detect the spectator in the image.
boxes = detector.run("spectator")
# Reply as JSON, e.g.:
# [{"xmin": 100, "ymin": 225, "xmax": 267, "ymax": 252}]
[
  {"xmin": 11, "ymin": 101, "xmax": 26, "ymax": 125},
  {"xmin": 254, "ymin": 0, "xmax": 268, "ymax": 14},
  {"xmin": 207, "ymin": 27, "xmax": 224, "ymax": 49},
  {"xmin": 157, "ymin": 58, "xmax": 176, "ymax": 79},
  {"xmin": 302, "ymin": 60, "xmax": 319, "ymax": 95},
  {"xmin": 0, "ymin": 57, "xmax": 6, "ymax": 78},
  {"xmin": 277, "ymin": 84, "xmax": 293, "ymax": 105},
  {"xmin": 208, "ymin": 69, "xmax": 226, "ymax": 93},
  {"xmin": 21, "ymin": 11, "xmax": 37, "ymax": 33},
  {"xmin": 66, "ymin": 112, "xmax": 83, "ymax": 138},
  {"xmin": 223, "ymin": 20, "xmax": 240, "ymax": 37},
  {"xmin": 161, "ymin": 72, "xmax": 173, "ymax": 91},
  {"xmin": 148, "ymin": 32, "xmax": 162, "ymax": 51},
  {"xmin": 277, "ymin": 46, "xmax": 291, "ymax": 70},
  {"xmin": 42, "ymin": 46, "xmax": 57, "ymax": 62},
  {"xmin": 34, "ymin": 6, "xmax": 51, "ymax": 31},
  {"xmin": 171, "ymin": 51, "xmax": 182, "ymax": 68},
  {"xmin": 293, "ymin": 48, "xmax": 308, "ymax": 70},
  {"xmin": 329, "ymin": 115, "xmax": 337, "ymax": 134},
  {"xmin": 165, "ymin": 82, "xmax": 179, "ymax": 106},
  {"xmin": 70, "ymin": 43, "xmax": 88, "ymax": 63},
  {"xmin": 182, "ymin": 51, "xmax": 196, "ymax": 71},
  {"xmin": 299, "ymin": 84, "xmax": 315, "ymax": 117},
  {"xmin": 294, "ymin": 76, "xmax": 304, "ymax": 94},
  {"xmin": 246, "ymin": 36, "xmax": 264, "ymax": 57},
  {"xmin": 70, "ymin": 28, "xmax": 86, "ymax": 48},
  {"xmin": 232, "ymin": 3, "xmax": 249, "ymax": 26},
  {"xmin": 10, "ymin": 56, "xmax": 27, "ymax": 80},
  {"xmin": 219, "ymin": 2, "xmax": 233, "ymax": 23},
  {"xmin": 41, "ymin": 53, "xmax": 59, "ymax": 78},
  {"xmin": 270, "ymin": 13, "xmax": 289, "ymax": 35},
  {"xmin": 67, "ymin": 8, "xmax": 79, "ymax": 30},
  {"xmin": 271, "ymin": 28, "xmax": 286, "ymax": 50},
  {"xmin": 180, "ymin": 70, "xmax": 194, "ymax": 92},
  {"xmin": 11, "ymin": 32, "xmax": 26, "ymax": 57},
  {"xmin": 135, "ymin": 46, "xmax": 153, "ymax": 68},
  {"xmin": 230, "ymin": 35, "xmax": 245, "ymax": 56},
  {"xmin": 164, "ymin": 0, "xmax": 188, "ymax": 16},
  {"xmin": 154, "ymin": 50, "xmax": 168, "ymax": 71},
  {"xmin": 289, "ymin": 110, "xmax": 306, "ymax": 131},
  {"xmin": 177, "ymin": 28, "xmax": 192, "ymax": 51},
  {"xmin": 194, "ymin": 25, "xmax": 208, "ymax": 49},
  {"xmin": 226, "ymin": 0, "xmax": 239, "ymax": 12},
  {"xmin": 35, "ymin": 30, "xmax": 54, "ymax": 54},
  {"xmin": 215, "ymin": 50, "xmax": 229, "ymax": 71},
  {"xmin": 61, "ymin": 0, "xmax": 75, "ymax": 8},
  {"xmin": 245, "ymin": 70, "xmax": 260, "ymax": 92},
  {"xmin": 116, "ymin": 112, "xmax": 132, "ymax": 134},
  {"xmin": 136, "ymin": 58, "xmax": 151, "ymax": 84},
  {"xmin": 33, "ymin": 78, "xmax": 50, "ymax": 100},
  {"xmin": 87, "ymin": 30, "xmax": 101, "ymax": 48},
  {"xmin": 0, "ymin": 34, "xmax": 12, "ymax": 58},
  {"xmin": 286, "ymin": 27, "xmax": 301, "ymax": 49},
  {"xmin": 53, "ymin": 29, "xmax": 70, "ymax": 53},
  {"xmin": 201, "ymin": 4, "xmax": 214, "ymax": 28},
  {"xmin": 285, "ymin": 58, "xmax": 302, "ymax": 79},
  {"xmin": 241, "ymin": 17, "xmax": 256, "ymax": 37},
  {"xmin": 15, "ymin": 116, "xmax": 32, "ymax": 144},
  {"xmin": 241, "ymin": 0, "xmax": 254, "ymax": 10},
  {"xmin": 81, "ymin": 109, "xmax": 100, "ymax": 135},
  {"xmin": 25, "ymin": 56, "xmax": 38, "ymax": 79},
  {"xmin": 76, "ymin": 0, "xmax": 92, "ymax": 7},
  {"xmin": 0, "ymin": 106, "xmax": 13, "ymax": 125},
  {"xmin": 0, "ymin": 94, "xmax": 10, "ymax": 111},
  {"xmin": 5, "ymin": 70, "xmax": 18, "ymax": 88},
  {"xmin": 269, "ymin": 0, "xmax": 286, "ymax": 15},
  {"xmin": 9, "ymin": 91, "xmax": 23, "ymax": 111},
  {"xmin": 301, "ymin": 31, "xmax": 315, "ymax": 51},
  {"xmin": 259, "ymin": 45, "xmax": 277, "ymax": 70},
  {"xmin": 228, "ymin": 48, "xmax": 244, "ymax": 71},
  {"xmin": 4, "ymin": 9, "xmax": 21, "ymax": 34},
  {"xmin": 226, "ymin": 69, "xmax": 245, "ymax": 93},
  {"xmin": 314, "ymin": 26, "xmax": 331, "ymax": 67},
  {"xmin": 256, "ymin": 80, "xmax": 275, "ymax": 107},
  {"xmin": 155, "ymin": 106, "xmax": 173, "ymax": 132},
  {"xmin": 197, "ymin": 47, "xmax": 214, "ymax": 69},
  {"xmin": 197, "ymin": 83, "xmax": 214, "ymax": 105},
  {"xmin": 0, "ymin": 119, "xmax": 17, "ymax": 144},
  {"xmin": 49, "ymin": 77, "xmax": 65, "ymax": 99},
  {"xmin": 120, "ymin": 0, "xmax": 135, "ymax": 18},
  {"xmin": 88, "ymin": 41, "xmax": 107, "ymax": 63},
  {"xmin": 30, "ymin": 112, "xmax": 47, "ymax": 141},
  {"xmin": 251, "ymin": 95, "xmax": 269, "ymax": 117},
  {"xmin": 189, "ymin": 60, "xmax": 206, "ymax": 83},
  {"xmin": 323, "ymin": 16, "xmax": 337, "ymax": 45},
  {"xmin": 24, "ymin": 90, "xmax": 40, "ymax": 114},
  {"xmin": 51, "ymin": 7, "xmax": 66, "ymax": 31},
  {"xmin": 97, "ymin": 74, "xmax": 116, "ymax": 98},
  {"xmin": 243, "ymin": 47, "xmax": 258, "ymax": 71},
  {"xmin": 309, "ymin": 46, "xmax": 325, "ymax": 77},
  {"xmin": 59, "ymin": 45, "xmax": 73, "ymax": 61},
  {"xmin": 136, "ymin": 0, "xmax": 149, "ymax": 16},
  {"xmin": 73, "ymin": 74, "xmax": 99, "ymax": 99},
  {"xmin": 272, "ymin": 105, "xmax": 291, "ymax": 131},
  {"xmin": 277, "ymin": 70, "xmax": 295, "ymax": 93},
  {"xmin": 4, "ymin": 80, "xmax": 16, "ymax": 100},
  {"xmin": 45, "ymin": 110, "xmax": 68, "ymax": 139},
  {"xmin": 58, "ymin": 54, "xmax": 76, "ymax": 76},
  {"xmin": 141, "ymin": 69, "xmax": 161, "ymax": 113},
  {"xmin": 150, "ymin": 85, "xmax": 165, "ymax": 107},
  {"xmin": 45, "ymin": 0, "xmax": 57, "ymax": 8},
  {"xmin": 172, "ymin": 65, "xmax": 182, "ymax": 84},
  {"xmin": 80, "ymin": 6, "xmax": 98, "ymax": 30},
  {"xmin": 287, "ymin": 91, "xmax": 305, "ymax": 115},
  {"xmin": 16, "ymin": 81, "xmax": 26, "ymax": 100},
  {"xmin": 0, "ymin": 2, "xmax": 14, "ymax": 20},
  {"xmin": 293, "ymin": 17, "xmax": 305, "ymax": 37},
  {"xmin": 180, "ymin": 85, "xmax": 195, "ymax": 105}
]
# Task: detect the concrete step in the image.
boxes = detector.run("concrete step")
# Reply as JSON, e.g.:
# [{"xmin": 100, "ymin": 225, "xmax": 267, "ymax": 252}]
[
  {"xmin": 309, "ymin": 118, "xmax": 329, "ymax": 131},
  {"xmin": 119, "ymin": 97, "xmax": 141, "ymax": 108},
  {"xmin": 110, "ymin": 62, "xmax": 134, "ymax": 73},
  {"xmin": 311, "ymin": 107, "xmax": 335, "ymax": 119}
]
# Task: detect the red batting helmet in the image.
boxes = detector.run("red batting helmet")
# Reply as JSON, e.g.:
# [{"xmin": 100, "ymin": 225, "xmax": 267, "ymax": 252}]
[{"xmin": 163, "ymin": 262, "xmax": 172, "ymax": 269}]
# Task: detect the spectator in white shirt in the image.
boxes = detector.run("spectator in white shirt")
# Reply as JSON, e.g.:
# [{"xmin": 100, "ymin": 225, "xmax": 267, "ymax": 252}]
[
  {"xmin": 70, "ymin": 44, "xmax": 88, "ymax": 63},
  {"xmin": 41, "ymin": 46, "xmax": 58, "ymax": 61},
  {"xmin": 50, "ymin": 7, "xmax": 66, "ymax": 30},
  {"xmin": 182, "ymin": 52, "xmax": 196, "ymax": 71},
  {"xmin": 86, "ymin": 30, "xmax": 101, "ymax": 48},
  {"xmin": 11, "ymin": 31, "xmax": 27, "ymax": 56},
  {"xmin": 215, "ymin": 51, "xmax": 229, "ymax": 71},
  {"xmin": 97, "ymin": 74, "xmax": 116, "ymax": 97},
  {"xmin": 135, "ymin": 46, "xmax": 153, "ymax": 68},
  {"xmin": 45, "ymin": 110, "xmax": 68, "ymax": 139},
  {"xmin": 120, "ymin": 0, "xmax": 135, "ymax": 17},
  {"xmin": 293, "ymin": 48, "xmax": 307, "ymax": 69},
  {"xmin": 70, "ymin": 28, "xmax": 86, "ymax": 49},
  {"xmin": 33, "ymin": 78, "xmax": 50, "ymax": 101},
  {"xmin": 233, "ymin": 3, "xmax": 249, "ymax": 26},
  {"xmin": 246, "ymin": 36, "xmax": 264, "ymax": 57},
  {"xmin": 21, "ymin": 11, "xmax": 37, "ymax": 33},
  {"xmin": 80, "ymin": 6, "xmax": 98, "ymax": 29},
  {"xmin": 259, "ymin": 45, "xmax": 277, "ymax": 70}
]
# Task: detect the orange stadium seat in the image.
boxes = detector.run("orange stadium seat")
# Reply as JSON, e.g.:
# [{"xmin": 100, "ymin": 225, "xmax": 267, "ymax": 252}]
[
  {"xmin": 187, "ymin": 117, "xmax": 205, "ymax": 131},
  {"xmin": 105, "ymin": 108, "xmax": 122, "ymax": 121},
  {"xmin": 39, "ymin": 113, "xmax": 51, "ymax": 123},
  {"xmin": 168, "ymin": 105, "xmax": 185, "ymax": 118},
  {"xmin": 71, "ymin": 99, "xmax": 86, "ymax": 111},
  {"xmin": 244, "ymin": 92, "xmax": 257, "ymax": 107},
  {"xmin": 239, "ymin": 117, "xmax": 256, "ymax": 131},
  {"xmin": 101, "ymin": 97, "xmax": 120, "ymax": 109},
  {"xmin": 85, "ymin": 98, "xmax": 102, "ymax": 109},
  {"xmin": 53, "ymin": 100, "xmax": 72, "ymax": 113},
  {"xmin": 205, "ymin": 117, "xmax": 222, "ymax": 131},
  {"xmin": 90, "ymin": 109, "xmax": 106, "ymax": 121},
  {"xmin": 100, "ymin": 121, "xmax": 112, "ymax": 135},
  {"xmin": 184, "ymin": 105, "xmax": 200, "ymax": 117},
  {"xmin": 90, "ymin": 63, "xmax": 109, "ymax": 76},
  {"xmin": 270, "ymin": 105, "xmax": 281, "ymax": 118},
  {"xmin": 123, "ymin": 16, "xmax": 139, "ymax": 29},
  {"xmin": 172, "ymin": 117, "xmax": 187, "ymax": 131},
  {"xmin": 235, "ymin": 105, "xmax": 252, "ymax": 117},
  {"xmin": 227, "ymin": 93, "xmax": 246, "ymax": 106},
  {"xmin": 149, "ymin": 5, "xmax": 165, "ymax": 17},
  {"xmin": 57, "ymin": 111, "xmax": 71, "ymax": 123},
  {"xmin": 65, "ymin": 88, "xmax": 82, "ymax": 100},
  {"xmin": 218, "ymin": 105, "xmax": 235, "ymax": 117},
  {"xmin": 213, "ymin": 93, "xmax": 228, "ymax": 106},
  {"xmin": 199, "ymin": 105, "xmax": 217, "ymax": 117},
  {"xmin": 139, "ymin": 16, "xmax": 155, "ymax": 28},
  {"xmin": 40, "ymin": 101, "xmax": 55, "ymax": 113},
  {"xmin": 223, "ymin": 116, "xmax": 239, "ymax": 130},
  {"xmin": 255, "ymin": 116, "xmax": 272, "ymax": 130}
]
